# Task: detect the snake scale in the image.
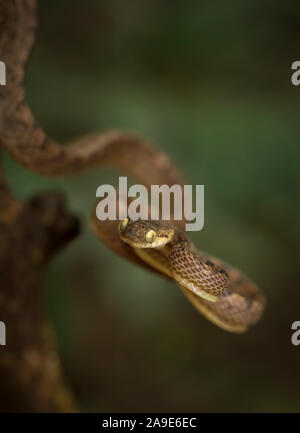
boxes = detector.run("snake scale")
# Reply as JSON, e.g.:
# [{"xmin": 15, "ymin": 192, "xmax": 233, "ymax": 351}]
[{"xmin": 0, "ymin": 0, "xmax": 266, "ymax": 333}]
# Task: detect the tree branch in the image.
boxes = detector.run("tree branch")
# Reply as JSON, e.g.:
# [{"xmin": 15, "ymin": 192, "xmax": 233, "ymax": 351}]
[{"xmin": 0, "ymin": 177, "xmax": 79, "ymax": 412}]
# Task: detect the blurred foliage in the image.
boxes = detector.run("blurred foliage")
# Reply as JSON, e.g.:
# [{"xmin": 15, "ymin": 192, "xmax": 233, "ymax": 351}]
[{"xmin": 3, "ymin": 0, "xmax": 300, "ymax": 411}]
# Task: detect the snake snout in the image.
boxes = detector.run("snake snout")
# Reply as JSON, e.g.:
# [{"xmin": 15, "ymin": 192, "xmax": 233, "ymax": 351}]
[{"xmin": 119, "ymin": 219, "xmax": 174, "ymax": 248}]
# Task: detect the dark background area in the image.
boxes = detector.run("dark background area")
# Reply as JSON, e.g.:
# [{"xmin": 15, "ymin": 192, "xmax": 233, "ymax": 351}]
[{"xmin": 3, "ymin": 0, "xmax": 300, "ymax": 411}]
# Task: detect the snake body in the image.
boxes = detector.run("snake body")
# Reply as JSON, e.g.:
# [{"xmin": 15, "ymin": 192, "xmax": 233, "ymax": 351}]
[
  {"xmin": 119, "ymin": 219, "xmax": 229, "ymax": 302},
  {"xmin": 0, "ymin": 0, "xmax": 266, "ymax": 333},
  {"xmin": 118, "ymin": 218, "xmax": 265, "ymax": 333}
]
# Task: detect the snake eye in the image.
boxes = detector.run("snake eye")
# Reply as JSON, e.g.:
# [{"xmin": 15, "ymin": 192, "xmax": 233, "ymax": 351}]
[
  {"xmin": 146, "ymin": 229, "xmax": 156, "ymax": 243},
  {"xmin": 119, "ymin": 218, "xmax": 129, "ymax": 232}
]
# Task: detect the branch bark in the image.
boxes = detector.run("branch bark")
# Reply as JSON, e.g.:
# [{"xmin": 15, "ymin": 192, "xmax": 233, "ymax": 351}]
[{"xmin": 0, "ymin": 177, "xmax": 79, "ymax": 412}]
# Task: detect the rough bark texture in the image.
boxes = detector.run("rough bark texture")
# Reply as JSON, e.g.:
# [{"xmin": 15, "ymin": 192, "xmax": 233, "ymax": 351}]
[{"xmin": 0, "ymin": 179, "xmax": 79, "ymax": 411}]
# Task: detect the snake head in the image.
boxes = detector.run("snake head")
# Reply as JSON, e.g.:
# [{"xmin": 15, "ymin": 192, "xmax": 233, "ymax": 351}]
[{"xmin": 119, "ymin": 219, "xmax": 174, "ymax": 248}]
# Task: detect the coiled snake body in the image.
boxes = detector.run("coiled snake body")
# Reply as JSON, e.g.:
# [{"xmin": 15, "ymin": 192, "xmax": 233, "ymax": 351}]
[
  {"xmin": 0, "ymin": 0, "xmax": 265, "ymax": 333},
  {"xmin": 117, "ymin": 218, "xmax": 265, "ymax": 333}
]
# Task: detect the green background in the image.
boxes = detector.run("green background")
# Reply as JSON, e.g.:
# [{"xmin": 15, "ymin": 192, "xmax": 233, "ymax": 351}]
[{"xmin": 3, "ymin": 0, "xmax": 300, "ymax": 411}]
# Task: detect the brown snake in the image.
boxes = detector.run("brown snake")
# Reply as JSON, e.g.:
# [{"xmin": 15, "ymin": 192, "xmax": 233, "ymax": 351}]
[{"xmin": 0, "ymin": 0, "xmax": 266, "ymax": 333}]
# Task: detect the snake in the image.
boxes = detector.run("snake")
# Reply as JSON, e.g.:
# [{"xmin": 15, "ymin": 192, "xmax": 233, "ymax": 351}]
[
  {"xmin": 0, "ymin": 0, "xmax": 266, "ymax": 333},
  {"xmin": 117, "ymin": 218, "xmax": 265, "ymax": 333}
]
